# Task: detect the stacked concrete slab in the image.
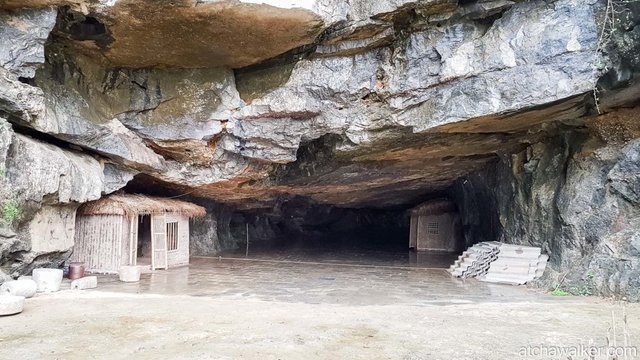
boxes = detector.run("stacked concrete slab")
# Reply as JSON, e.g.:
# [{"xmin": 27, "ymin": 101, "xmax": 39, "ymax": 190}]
[
  {"xmin": 479, "ymin": 244, "xmax": 548, "ymax": 285},
  {"xmin": 449, "ymin": 242, "xmax": 548, "ymax": 285},
  {"xmin": 448, "ymin": 242, "xmax": 501, "ymax": 279}
]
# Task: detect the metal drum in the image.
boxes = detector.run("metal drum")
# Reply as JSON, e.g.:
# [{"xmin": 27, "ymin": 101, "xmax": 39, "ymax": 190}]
[{"xmin": 68, "ymin": 262, "xmax": 86, "ymax": 280}]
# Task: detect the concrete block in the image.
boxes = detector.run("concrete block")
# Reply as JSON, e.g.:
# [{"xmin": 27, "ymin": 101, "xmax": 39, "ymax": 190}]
[
  {"xmin": 119, "ymin": 266, "xmax": 140, "ymax": 282},
  {"xmin": 0, "ymin": 279, "xmax": 37, "ymax": 298},
  {"xmin": 32, "ymin": 268, "xmax": 63, "ymax": 293},
  {"xmin": 0, "ymin": 295, "xmax": 24, "ymax": 316},
  {"xmin": 71, "ymin": 276, "xmax": 98, "ymax": 290}
]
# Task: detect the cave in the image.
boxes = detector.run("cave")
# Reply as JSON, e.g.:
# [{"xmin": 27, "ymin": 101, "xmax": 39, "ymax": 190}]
[
  {"xmin": 201, "ymin": 189, "xmax": 503, "ymax": 268},
  {"xmin": 123, "ymin": 155, "xmax": 506, "ymax": 269},
  {"xmin": 4, "ymin": 0, "xmax": 640, "ymax": 355},
  {"xmin": 1, "ymin": 0, "xmax": 640, "ymax": 310},
  {"xmin": 227, "ymin": 203, "xmax": 412, "ymax": 262}
]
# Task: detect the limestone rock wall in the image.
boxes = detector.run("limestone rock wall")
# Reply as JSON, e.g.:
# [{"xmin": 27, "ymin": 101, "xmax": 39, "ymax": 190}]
[
  {"xmin": 0, "ymin": 119, "xmax": 127, "ymax": 279},
  {"xmin": 189, "ymin": 202, "xmax": 238, "ymax": 256},
  {"xmin": 452, "ymin": 111, "xmax": 640, "ymax": 301},
  {"xmin": 0, "ymin": 7, "xmax": 56, "ymax": 78}
]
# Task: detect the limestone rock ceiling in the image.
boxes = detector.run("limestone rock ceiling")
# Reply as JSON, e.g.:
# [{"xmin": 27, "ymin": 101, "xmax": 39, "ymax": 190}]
[
  {"xmin": 0, "ymin": 0, "xmax": 70, "ymax": 9},
  {"xmin": 129, "ymin": 127, "xmax": 549, "ymax": 209},
  {"xmin": 1, "ymin": 0, "xmax": 637, "ymax": 209},
  {"xmin": 55, "ymin": 0, "xmax": 325, "ymax": 69}
]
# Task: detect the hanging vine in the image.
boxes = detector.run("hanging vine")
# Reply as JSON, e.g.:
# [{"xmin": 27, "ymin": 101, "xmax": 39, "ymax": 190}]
[{"xmin": 593, "ymin": 0, "xmax": 640, "ymax": 114}]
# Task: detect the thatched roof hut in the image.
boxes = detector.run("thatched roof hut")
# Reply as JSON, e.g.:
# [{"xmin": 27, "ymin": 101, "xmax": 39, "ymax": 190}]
[
  {"xmin": 78, "ymin": 193, "xmax": 206, "ymax": 218},
  {"xmin": 73, "ymin": 193, "xmax": 206, "ymax": 274}
]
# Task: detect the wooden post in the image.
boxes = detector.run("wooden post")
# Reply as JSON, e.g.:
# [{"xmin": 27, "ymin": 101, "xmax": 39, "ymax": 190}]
[
  {"xmin": 117, "ymin": 215, "xmax": 124, "ymax": 269},
  {"xmin": 245, "ymin": 223, "xmax": 249, "ymax": 257},
  {"xmin": 129, "ymin": 216, "xmax": 135, "ymax": 265}
]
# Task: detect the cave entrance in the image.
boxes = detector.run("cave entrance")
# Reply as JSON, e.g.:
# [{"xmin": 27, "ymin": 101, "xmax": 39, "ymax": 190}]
[{"xmin": 223, "ymin": 200, "xmax": 461, "ymax": 268}]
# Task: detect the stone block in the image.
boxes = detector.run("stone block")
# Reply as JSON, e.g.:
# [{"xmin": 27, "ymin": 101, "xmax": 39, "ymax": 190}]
[
  {"xmin": 32, "ymin": 268, "xmax": 63, "ymax": 293},
  {"xmin": 0, "ymin": 279, "xmax": 37, "ymax": 298},
  {"xmin": 0, "ymin": 295, "xmax": 24, "ymax": 316},
  {"xmin": 119, "ymin": 266, "xmax": 140, "ymax": 282},
  {"xmin": 70, "ymin": 276, "xmax": 97, "ymax": 290}
]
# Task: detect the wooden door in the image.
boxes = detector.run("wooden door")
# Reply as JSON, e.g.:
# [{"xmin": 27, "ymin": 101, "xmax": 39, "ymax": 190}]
[
  {"xmin": 151, "ymin": 214, "xmax": 168, "ymax": 270},
  {"xmin": 417, "ymin": 215, "xmax": 444, "ymax": 251},
  {"xmin": 417, "ymin": 214, "xmax": 455, "ymax": 252}
]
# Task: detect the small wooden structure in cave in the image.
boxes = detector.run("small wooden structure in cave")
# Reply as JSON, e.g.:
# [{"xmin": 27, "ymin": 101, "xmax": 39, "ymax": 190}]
[
  {"xmin": 409, "ymin": 199, "xmax": 461, "ymax": 252},
  {"xmin": 72, "ymin": 193, "xmax": 206, "ymax": 274}
]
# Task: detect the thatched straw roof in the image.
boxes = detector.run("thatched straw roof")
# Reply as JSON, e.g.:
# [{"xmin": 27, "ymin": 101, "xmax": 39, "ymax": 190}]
[{"xmin": 78, "ymin": 193, "xmax": 206, "ymax": 218}]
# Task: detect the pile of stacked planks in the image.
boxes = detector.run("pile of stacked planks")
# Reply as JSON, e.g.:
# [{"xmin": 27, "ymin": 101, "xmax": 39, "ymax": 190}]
[
  {"xmin": 448, "ymin": 242, "xmax": 501, "ymax": 279},
  {"xmin": 479, "ymin": 244, "xmax": 548, "ymax": 285},
  {"xmin": 448, "ymin": 242, "xmax": 548, "ymax": 285}
]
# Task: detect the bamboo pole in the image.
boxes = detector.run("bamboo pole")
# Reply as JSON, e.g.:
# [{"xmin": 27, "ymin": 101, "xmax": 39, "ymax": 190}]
[{"xmin": 245, "ymin": 223, "xmax": 249, "ymax": 257}]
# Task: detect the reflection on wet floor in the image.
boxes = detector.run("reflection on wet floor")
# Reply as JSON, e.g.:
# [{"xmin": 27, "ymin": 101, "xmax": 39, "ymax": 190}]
[
  {"xmin": 218, "ymin": 248, "xmax": 458, "ymax": 268},
  {"xmin": 95, "ymin": 254, "xmax": 556, "ymax": 306}
]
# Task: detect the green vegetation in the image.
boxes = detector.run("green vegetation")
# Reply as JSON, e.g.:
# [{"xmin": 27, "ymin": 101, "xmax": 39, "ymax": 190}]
[
  {"xmin": 569, "ymin": 272, "xmax": 595, "ymax": 296},
  {"xmin": 551, "ymin": 272, "xmax": 596, "ymax": 297},
  {"xmin": 1, "ymin": 198, "xmax": 20, "ymax": 224},
  {"xmin": 551, "ymin": 287, "xmax": 570, "ymax": 297}
]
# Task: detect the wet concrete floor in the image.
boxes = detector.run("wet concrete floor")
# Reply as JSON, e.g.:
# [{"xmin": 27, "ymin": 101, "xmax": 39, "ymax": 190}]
[
  {"xmin": 96, "ymin": 255, "xmax": 552, "ymax": 306},
  {"xmin": 2, "ymin": 252, "xmax": 639, "ymax": 360}
]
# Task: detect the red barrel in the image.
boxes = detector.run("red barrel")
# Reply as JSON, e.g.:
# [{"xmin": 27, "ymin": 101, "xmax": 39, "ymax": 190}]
[{"xmin": 68, "ymin": 262, "xmax": 85, "ymax": 280}]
